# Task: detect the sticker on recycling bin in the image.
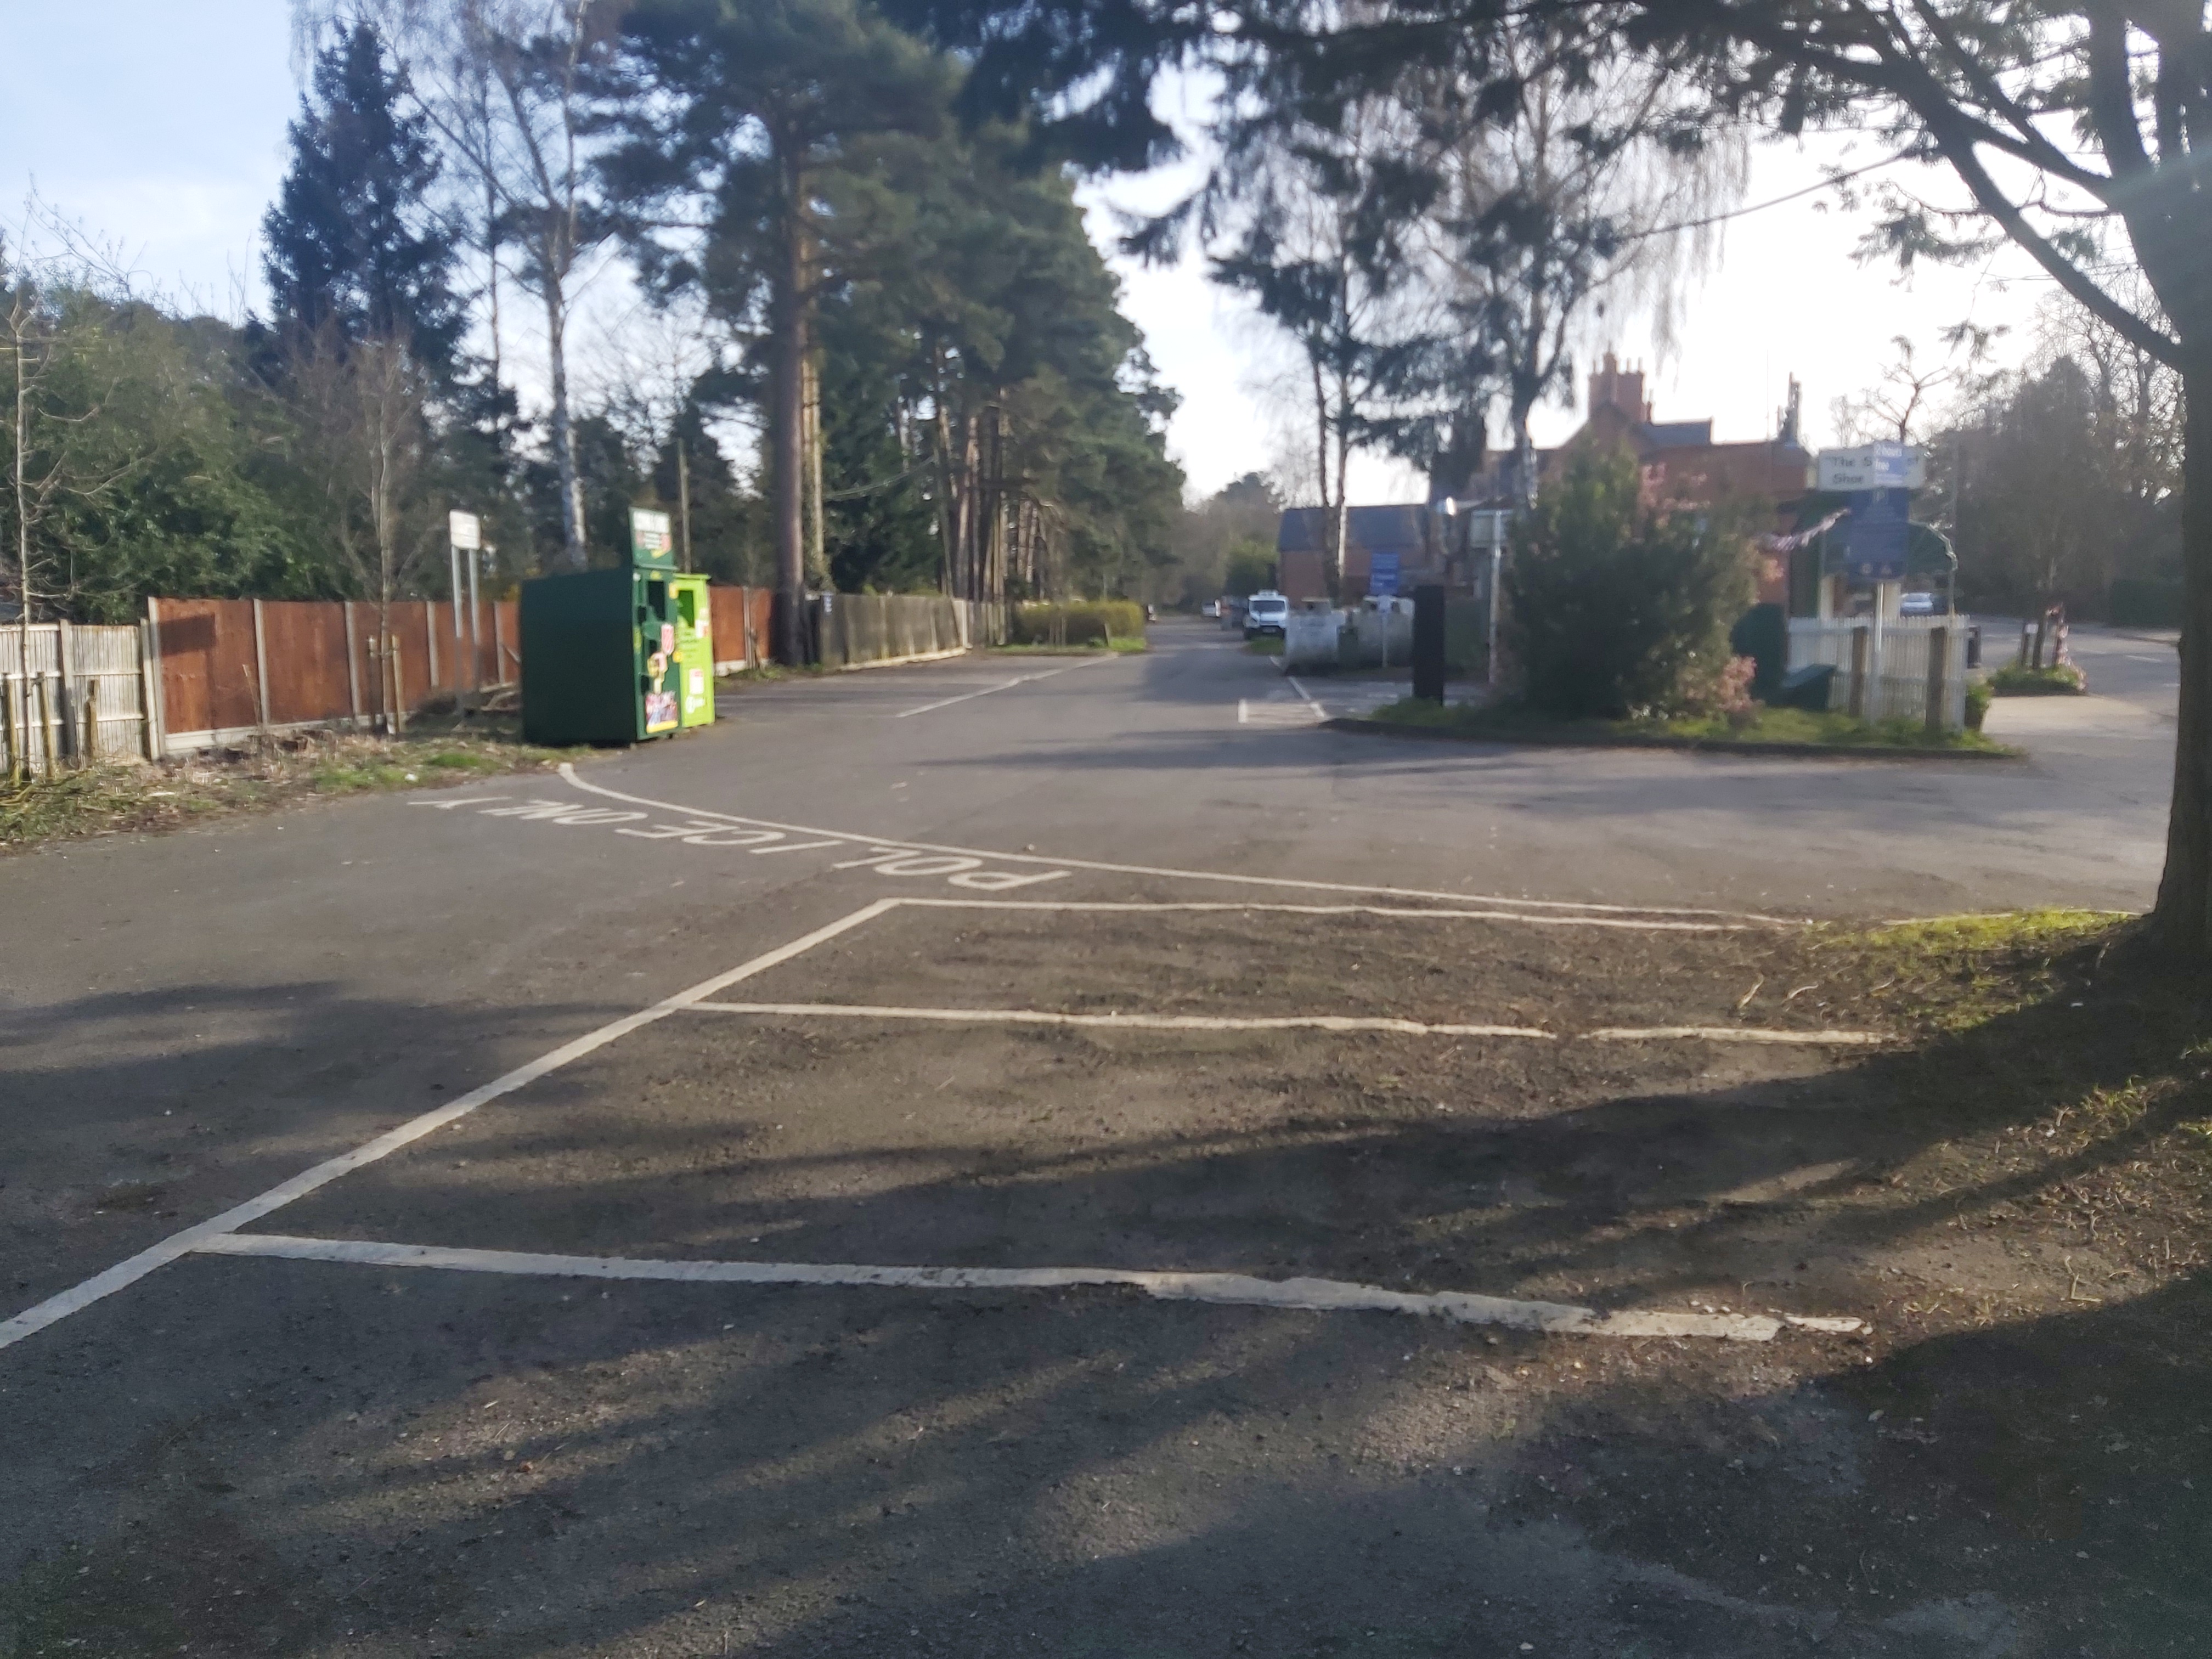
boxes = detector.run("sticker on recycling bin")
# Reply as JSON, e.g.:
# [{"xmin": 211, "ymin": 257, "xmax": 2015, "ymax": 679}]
[{"xmin": 661, "ymin": 623, "xmax": 676, "ymax": 656}]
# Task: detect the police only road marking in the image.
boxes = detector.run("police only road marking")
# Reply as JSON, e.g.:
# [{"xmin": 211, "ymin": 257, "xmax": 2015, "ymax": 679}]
[{"xmin": 408, "ymin": 796, "xmax": 1069, "ymax": 891}]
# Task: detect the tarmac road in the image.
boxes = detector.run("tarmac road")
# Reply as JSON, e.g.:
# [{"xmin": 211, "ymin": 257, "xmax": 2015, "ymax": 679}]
[{"xmin": 0, "ymin": 619, "xmax": 2196, "ymax": 1658}]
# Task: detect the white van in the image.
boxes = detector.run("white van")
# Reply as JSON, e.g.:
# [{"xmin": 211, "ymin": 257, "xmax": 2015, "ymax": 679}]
[{"xmin": 1244, "ymin": 591, "xmax": 1291, "ymax": 639}]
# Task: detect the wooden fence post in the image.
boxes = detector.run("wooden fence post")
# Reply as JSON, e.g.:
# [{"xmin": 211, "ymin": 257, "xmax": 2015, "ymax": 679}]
[
  {"xmin": 1848, "ymin": 625, "xmax": 1870, "ymax": 719},
  {"xmin": 251, "ymin": 599, "xmax": 272, "ymax": 731},
  {"xmin": 40, "ymin": 672, "xmax": 60, "ymax": 775},
  {"xmin": 54, "ymin": 623, "xmax": 76, "ymax": 763},
  {"xmin": 138, "ymin": 613, "xmax": 162, "ymax": 759},
  {"xmin": 1925, "ymin": 627, "xmax": 1949, "ymax": 736}
]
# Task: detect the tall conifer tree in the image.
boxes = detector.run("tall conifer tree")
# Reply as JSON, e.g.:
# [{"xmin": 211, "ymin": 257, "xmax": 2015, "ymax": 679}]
[{"xmin": 264, "ymin": 20, "xmax": 462, "ymax": 380}]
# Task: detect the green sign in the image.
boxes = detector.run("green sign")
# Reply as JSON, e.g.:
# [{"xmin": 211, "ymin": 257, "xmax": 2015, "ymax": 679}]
[{"xmin": 629, "ymin": 507, "xmax": 676, "ymax": 571}]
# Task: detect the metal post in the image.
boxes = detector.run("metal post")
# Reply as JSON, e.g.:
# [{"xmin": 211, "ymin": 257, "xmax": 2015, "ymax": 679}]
[
  {"xmin": 424, "ymin": 600, "xmax": 440, "ymax": 689},
  {"xmin": 1848, "ymin": 625, "xmax": 1870, "ymax": 719},
  {"xmin": 450, "ymin": 543, "xmax": 465, "ymax": 636},
  {"xmin": 467, "ymin": 548, "xmax": 482, "ymax": 692},
  {"xmin": 1925, "ymin": 627, "xmax": 1949, "ymax": 736},
  {"xmin": 1486, "ymin": 544, "xmax": 1503, "ymax": 687},
  {"xmin": 391, "ymin": 639, "xmax": 405, "ymax": 735}
]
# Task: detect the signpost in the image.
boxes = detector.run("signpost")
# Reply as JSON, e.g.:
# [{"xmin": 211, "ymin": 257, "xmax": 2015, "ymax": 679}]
[{"xmin": 448, "ymin": 511, "xmax": 481, "ymax": 640}]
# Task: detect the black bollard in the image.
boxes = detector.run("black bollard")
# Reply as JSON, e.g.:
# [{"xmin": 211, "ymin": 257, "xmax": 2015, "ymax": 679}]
[{"xmin": 1412, "ymin": 584, "xmax": 1447, "ymax": 702}]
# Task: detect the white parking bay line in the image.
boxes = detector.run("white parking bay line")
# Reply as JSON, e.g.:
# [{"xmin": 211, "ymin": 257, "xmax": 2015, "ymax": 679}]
[
  {"xmin": 187, "ymin": 1233, "xmax": 1860, "ymax": 1342},
  {"xmin": 685, "ymin": 1001, "xmax": 1557, "ymax": 1039},
  {"xmin": 0, "ymin": 900, "xmax": 905, "ymax": 1354},
  {"xmin": 895, "ymin": 656, "xmax": 1112, "ymax": 718},
  {"xmin": 683, "ymin": 1000, "xmax": 1886, "ymax": 1046}
]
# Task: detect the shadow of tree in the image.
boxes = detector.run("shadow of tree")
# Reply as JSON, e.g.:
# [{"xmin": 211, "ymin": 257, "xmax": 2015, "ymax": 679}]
[{"xmin": 5, "ymin": 929, "xmax": 2210, "ymax": 1656}]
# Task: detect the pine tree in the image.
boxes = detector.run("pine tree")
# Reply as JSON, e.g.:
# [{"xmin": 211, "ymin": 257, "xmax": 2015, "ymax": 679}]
[{"xmin": 263, "ymin": 20, "xmax": 462, "ymax": 380}]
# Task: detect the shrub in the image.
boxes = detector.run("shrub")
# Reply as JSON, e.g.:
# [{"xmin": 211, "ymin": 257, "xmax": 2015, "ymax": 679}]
[
  {"xmin": 1503, "ymin": 446, "xmax": 1756, "ymax": 719},
  {"xmin": 1010, "ymin": 601, "xmax": 1145, "ymax": 645},
  {"xmin": 1965, "ymin": 679, "xmax": 1993, "ymax": 730},
  {"xmin": 1990, "ymin": 662, "xmax": 2087, "ymax": 695}
]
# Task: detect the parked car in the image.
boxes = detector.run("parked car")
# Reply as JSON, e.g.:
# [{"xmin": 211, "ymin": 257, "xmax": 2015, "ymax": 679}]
[
  {"xmin": 1900, "ymin": 590, "xmax": 1938, "ymax": 616},
  {"xmin": 1243, "ymin": 591, "xmax": 1291, "ymax": 639},
  {"xmin": 1200, "ymin": 601, "xmax": 1220, "ymax": 619}
]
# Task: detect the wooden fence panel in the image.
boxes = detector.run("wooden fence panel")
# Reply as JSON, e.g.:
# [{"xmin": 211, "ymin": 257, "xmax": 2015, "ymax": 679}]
[
  {"xmin": 258, "ymin": 601, "xmax": 354, "ymax": 726},
  {"xmin": 153, "ymin": 599, "xmax": 261, "ymax": 740}
]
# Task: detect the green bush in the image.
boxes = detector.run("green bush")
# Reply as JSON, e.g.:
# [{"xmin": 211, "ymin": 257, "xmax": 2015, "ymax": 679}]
[
  {"xmin": 1989, "ymin": 662, "xmax": 2087, "ymax": 695},
  {"xmin": 1010, "ymin": 601, "xmax": 1146, "ymax": 646},
  {"xmin": 1965, "ymin": 679, "xmax": 1993, "ymax": 731},
  {"xmin": 1504, "ymin": 446, "xmax": 1754, "ymax": 719}
]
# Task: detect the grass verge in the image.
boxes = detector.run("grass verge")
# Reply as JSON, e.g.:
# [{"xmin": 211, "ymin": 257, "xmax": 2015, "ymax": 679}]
[
  {"xmin": 1793, "ymin": 908, "xmax": 2212, "ymax": 1292},
  {"xmin": 1361, "ymin": 697, "xmax": 2010, "ymax": 752},
  {"xmin": 985, "ymin": 637, "xmax": 1149, "ymax": 656},
  {"xmin": 1244, "ymin": 635, "xmax": 1284, "ymax": 656},
  {"xmin": 0, "ymin": 715, "xmax": 586, "ymax": 856},
  {"xmin": 1989, "ymin": 662, "xmax": 2089, "ymax": 695}
]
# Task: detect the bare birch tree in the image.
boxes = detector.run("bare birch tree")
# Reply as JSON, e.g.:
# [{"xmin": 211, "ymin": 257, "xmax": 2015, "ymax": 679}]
[{"xmin": 294, "ymin": 0, "xmax": 623, "ymax": 570}]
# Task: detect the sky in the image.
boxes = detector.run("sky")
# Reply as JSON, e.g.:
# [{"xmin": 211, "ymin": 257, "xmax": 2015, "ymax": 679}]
[{"xmin": 3, "ymin": 2, "xmax": 2065, "ymax": 505}]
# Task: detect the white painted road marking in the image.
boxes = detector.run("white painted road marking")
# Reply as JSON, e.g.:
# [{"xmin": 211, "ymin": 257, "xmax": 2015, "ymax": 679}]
[
  {"xmin": 555, "ymin": 765, "xmax": 1791, "ymax": 925},
  {"xmin": 0, "ymin": 899, "xmax": 906, "ymax": 1353},
  {"xmin": 187, "ymin": 1233, "xmax": 1861, "ymax": 1342},
  {"xmin": 685, "ymin": 1002, "xmax": 1558, "ymax": 1039},
  {"xmin": 894, "ymin": 656, "xmax": 1112, "ymax": 718},
  {"xmin": 1586, "ymin": 1025, "xmax": 1892, "ymax": 1046},
  {"xmin": 885, "ymin": 896, "xmax": 1737, "ymax": 932},
  {"xmin": 0, "ymin": 894, "xmax": 1871, "ymax": 1356},
  {"xmin": 413, "ymin": 798, "xmax": 1073, "ymax": 890},
  {"xmin": 682, "ymin": 998, "xmax": 1885, "ymax": 1046}
]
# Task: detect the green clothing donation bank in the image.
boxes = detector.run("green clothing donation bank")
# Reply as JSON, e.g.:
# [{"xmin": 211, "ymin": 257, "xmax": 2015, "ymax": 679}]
[{"xmin": 520, "ymin": 510, "xmax": 713, "ymax": 745}]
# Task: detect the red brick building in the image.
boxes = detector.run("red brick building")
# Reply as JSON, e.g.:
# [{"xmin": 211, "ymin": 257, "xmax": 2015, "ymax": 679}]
[{"xmin": 1514, "ymin": 354, "xmax": 1814, "ymax": 514}]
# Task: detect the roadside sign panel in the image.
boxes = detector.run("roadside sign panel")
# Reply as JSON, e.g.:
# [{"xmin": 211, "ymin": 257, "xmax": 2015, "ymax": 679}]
[
  {"xmin": 1825, "ymin": 488, "xmax": 1912, "ymax": 582},
  {"xmin": 1818, "ymin": 443, "xmax": 1926, "ymax": 492},
  {"xmin": 629, "ymin": 508, "xmax": 676, "ymax": 571},
  {"xmin": 448, "ymin": 510, "xmax": 482, "ymax": 550},
  {"xmin": 1367, "ymin": 552, "xmax": 1401, "ymax": 597}
]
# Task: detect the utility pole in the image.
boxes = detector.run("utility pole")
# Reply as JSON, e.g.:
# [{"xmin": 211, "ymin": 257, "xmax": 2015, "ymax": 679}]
[{"xmin": 677, "ymin": 435, "xmax": 693, "ymax": 574}]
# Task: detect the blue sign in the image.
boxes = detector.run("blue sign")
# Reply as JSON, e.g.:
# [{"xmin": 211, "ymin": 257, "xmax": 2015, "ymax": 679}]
[
  {"xmin": 1827, "ymin": 489, "xmax": 1911, "ymax": 582},
  {"xmin": 1367, "ymin": 551, "xmax": 1402, "ymax": 596},
  {"xmin": 1870, "ymin": 441, "xmax": 1914, "ymax": 488}
]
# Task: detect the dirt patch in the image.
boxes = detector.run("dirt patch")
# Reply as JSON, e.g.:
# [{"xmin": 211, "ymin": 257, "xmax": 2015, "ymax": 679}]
[
  {"xmin": 0, "ymin": 716, "xmax": 583, "ymax": 855},
  {"xmin": 758, "ymin": 906, "xmax": 1876, "ymax": 1034}
]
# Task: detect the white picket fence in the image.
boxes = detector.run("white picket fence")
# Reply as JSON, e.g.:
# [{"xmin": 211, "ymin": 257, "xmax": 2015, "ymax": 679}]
[{"xmin": 1787, "ymin": 617, "xmax": 1968, "ymax": 730}]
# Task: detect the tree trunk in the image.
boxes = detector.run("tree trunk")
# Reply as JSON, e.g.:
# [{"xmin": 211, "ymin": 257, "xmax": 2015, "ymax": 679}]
[
  {"xmin": 2153, "ymin": 347, "xmax": 2211, "ymax": 953},
  {"xmin": 545, "ymin": 279, "xmax": 585, "ymax": 571},
  {"xmin": 771, "ymin": 144, "xmax": 809, "ymax": 665}
]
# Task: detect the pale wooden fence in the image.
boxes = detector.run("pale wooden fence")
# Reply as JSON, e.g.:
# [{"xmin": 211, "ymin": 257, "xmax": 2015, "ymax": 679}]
[
  {"xmin": 2, "ymin": 623, "xmax": 155, "ymax": 774},
  {"xmin": 1787, "ymin": 617, "xmax": 1968, "ymax": 730}
]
